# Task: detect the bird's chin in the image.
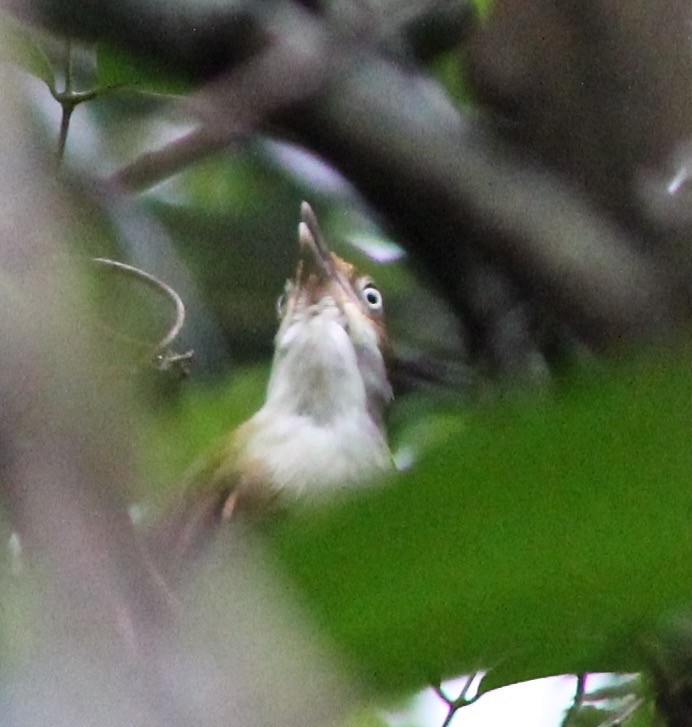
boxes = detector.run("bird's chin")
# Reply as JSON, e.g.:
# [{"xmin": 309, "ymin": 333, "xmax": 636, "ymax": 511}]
[
  {"xmin": 276, "ymin": 307, "xmax": 350, "ymax": 355},
  {"xmin": 266, "ymin": 308, "xmax": 369, "ymax": 425}
]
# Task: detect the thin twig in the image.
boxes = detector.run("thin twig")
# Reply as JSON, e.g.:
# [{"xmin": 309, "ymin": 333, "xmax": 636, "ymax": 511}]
[
  {"xmin": 56, "ymin": 104, "xmax": 73, "ymax": 164},
  {"xmin": 561, "ymin": 673, "xmax": 587, "ymax": 727},
  {"xmin": 434, "ymin": 674, "xmax": 482, "ymax": 727},
  {"xmin": 55, "ymin": 38, "xmax": 73, "ymax": 164},
  {"xmin": 92, "ymin": 258, "xmax": 192, "ymax": 369},
  {"xmin": 440, "ymin": 705, "xmax": 456, "ymax": 727}
]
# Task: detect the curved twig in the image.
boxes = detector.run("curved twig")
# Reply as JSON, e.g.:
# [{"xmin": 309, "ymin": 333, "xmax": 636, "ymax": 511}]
[{"xmin": 92, "ymin": 257, "xmax": 191, "ymax": 370}]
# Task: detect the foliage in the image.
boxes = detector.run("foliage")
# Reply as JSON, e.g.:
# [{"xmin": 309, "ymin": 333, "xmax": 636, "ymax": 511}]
[
  {"xmin": 270, "ymin": 352, "xmax": 692, "ymax": 692},
  {"xmin": 0, "ymin": 9, "xmax": 54, "ymax": 84},
  {"xmin": 0, "ymin": 2, "xmax": 689, "ymax": 727}
]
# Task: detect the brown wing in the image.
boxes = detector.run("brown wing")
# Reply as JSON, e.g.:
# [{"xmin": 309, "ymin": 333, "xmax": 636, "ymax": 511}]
[
  {"xmin": 147, "ymin": 430, "xmax": 245, "ymax": 584},
  {"xmin": 148, "ymin": 485, "xmax": 235, "ymax": 588},
  {"xmin": 158, "ymin": 484, "xmax": 236, "ymax": 572},
  {"xmin": 147, "ymin": 426, "xmax": 277, "ymax": 586}
]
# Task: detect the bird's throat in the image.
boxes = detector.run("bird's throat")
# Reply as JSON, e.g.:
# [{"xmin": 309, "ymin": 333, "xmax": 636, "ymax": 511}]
[
  {"xmin": 243, "ymin": 313, "xmax": 392, "ymax": 493},
  {"xmin": 267, "ymin": 314, "xmax": 374, "ymax": 425}
]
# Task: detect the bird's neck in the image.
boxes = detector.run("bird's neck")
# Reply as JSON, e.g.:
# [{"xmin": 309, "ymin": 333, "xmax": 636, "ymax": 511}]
[
  {"xmin": 240, "ymin": 318, "xmax": 392, "ymax": 492},
  {"xmin": 265, "ymin": 314, "xmax": 389, "ymax": 433}
]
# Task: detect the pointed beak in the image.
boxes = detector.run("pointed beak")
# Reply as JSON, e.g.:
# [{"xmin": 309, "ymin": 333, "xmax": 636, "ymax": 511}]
[
  {"xmin": 298, "ymin": 201, "xmax": 337, "ymax": 284},
  {"xmin": 295, "ymin": 202, "xmax": 364, "ymax": 315}
]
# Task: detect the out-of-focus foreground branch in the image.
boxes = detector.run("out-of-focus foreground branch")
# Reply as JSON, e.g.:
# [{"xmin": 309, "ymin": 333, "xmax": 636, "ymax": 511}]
[
  {"xmin": 0, "ymin": 67, "xmax": 352, "ymax": 727},
  {"xmin": 0, "ymin": 67, "xmax": 177, "ymax": 725}
]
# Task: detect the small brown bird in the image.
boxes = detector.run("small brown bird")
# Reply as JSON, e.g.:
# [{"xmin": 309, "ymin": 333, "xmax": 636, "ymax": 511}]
[{"xmin": 158, "ymin": 202, "xmax": 394, "ymax": 573}]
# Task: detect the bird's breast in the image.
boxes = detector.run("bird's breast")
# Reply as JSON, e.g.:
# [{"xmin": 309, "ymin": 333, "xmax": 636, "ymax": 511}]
[{"xmin": 240, "ymin": 407, "xmax": 393, "ymax": 496}]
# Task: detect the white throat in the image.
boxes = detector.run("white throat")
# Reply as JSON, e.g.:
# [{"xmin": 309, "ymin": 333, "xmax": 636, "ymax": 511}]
[
  {"xmin": 243, "ymin": 308, "xmax": 392, "ymax": 494},
  {"xmin": 269, "ymin": 308, "xmax": 371, "ymax": 423}
]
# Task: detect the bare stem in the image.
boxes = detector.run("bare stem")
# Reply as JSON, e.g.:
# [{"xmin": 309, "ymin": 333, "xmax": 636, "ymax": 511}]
[
  {"xmin": 56, "ymin": 105, "xmax": 73, "ymax": 164},
  {"xmin": 561, "ymin": 673, "xmax": 587, "ymax": 727},
  {"xmin": 56, "ymin": 38, "xmax": 73, "ymax": 164},
  {"xmin": 435, "ymin": 673, "xmax": 482, "ymax": 727},
  {"xmin": 92, "ymin": 258, "xmax": 191, "ymax": 369}
]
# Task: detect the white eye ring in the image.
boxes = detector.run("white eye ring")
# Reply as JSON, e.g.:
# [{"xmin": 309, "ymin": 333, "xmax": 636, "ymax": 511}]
[
  {"xmin": 276, "ymin": 293, "xmax": 287, "ymax": 319},
  {"xmin": 361, "ymin": 285, "xmax": 383, "ymax": 311}
]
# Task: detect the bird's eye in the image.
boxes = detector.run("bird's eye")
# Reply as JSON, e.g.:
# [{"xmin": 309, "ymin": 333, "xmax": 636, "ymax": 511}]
[
  {"xmin": 361, "ymin": 285, "xmax": 383, "ymax": 311},
  {"xmin": 276, "ymin": 293, "xmax": 287, "ymax": 319}
]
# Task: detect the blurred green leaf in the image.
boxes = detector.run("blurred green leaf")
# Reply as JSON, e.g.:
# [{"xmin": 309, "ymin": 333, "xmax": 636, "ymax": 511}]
[
  {"xmin": 269, "ymin": 350, "xmax": 692, "ymax": 694},
  {"xmin": 626, "ymin": 700, "xmax": 658, "ymax": 727},
  {"xmin": 473, "ymin": 0, "xmax": 494, "ymax": 19},
  {"xmin": 97, "ymin": 43, "xmax": 192, "ymax": 95},
  {"xmin": 431, "ymin": 50, "xmax": 475, "ymax": 106},
  {"xmin": 143, "ymin": 367, "xmax": 267, "ymax": 501},
  {"xmin": 341, "ymin": 709, "xmax": 392, "ymax": 727},
  {"xmin": 567, "ymin": 704, "xmax": 614, "ymax": 727},
  {"xmin": 0, "ymin": 11, "xmax": 54, "ymax": 85}
]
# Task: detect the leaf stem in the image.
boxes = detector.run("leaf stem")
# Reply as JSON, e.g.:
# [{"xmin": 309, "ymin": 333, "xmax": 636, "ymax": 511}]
[
  {"xmin": 561, "ymin": 673, "xmax": 587, "ymax": 727},
  {"xmin": 435, "ymin": 673, "xmax": 482, "ymax": 727},
  {"xmin": 56, "ymin": 104, "xmax": 73, "ymax": 164},
  {"xmin": 55, "ymin": 38, "xmax": 73, "ymax": 164}
]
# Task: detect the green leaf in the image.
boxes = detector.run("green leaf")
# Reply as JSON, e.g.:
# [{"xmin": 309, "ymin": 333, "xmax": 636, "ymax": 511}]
[
  {"xmin": 269, "ymin": 350, "xmax": 692, "ymax": 694},
  {"xmin": 97, "ymin": 43, "xmax": 192, "ymax": 96},
  {"xmin": 0, "ymin": 11, "xmax": 54, "ymax": 85},
  {"xmin": 473, "ymin": 0, "xmax": 495, "ymax": 19},
  {"xmin": 567, "ymin": 705, "xmax": 616, "ymax": 727}
]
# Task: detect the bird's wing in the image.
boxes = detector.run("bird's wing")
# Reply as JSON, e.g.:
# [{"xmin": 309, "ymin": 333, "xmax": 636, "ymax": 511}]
[
  {"xmin": 148, "ymin": 433, "xmax": 244, "ymax": 583},
  {"xmin": 147, "ymin": 426, "xmax": 277, "ymax": 584}
]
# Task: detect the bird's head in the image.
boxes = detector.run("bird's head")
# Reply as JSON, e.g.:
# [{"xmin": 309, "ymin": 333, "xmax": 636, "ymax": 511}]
[{"xmin": 266, "ymin": 202, "xmax": 393, "ymax": 428}]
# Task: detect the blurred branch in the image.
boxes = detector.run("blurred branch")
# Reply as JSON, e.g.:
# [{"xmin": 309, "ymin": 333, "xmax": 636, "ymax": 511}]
[
  {"xmin": 391, "ymin": 0, "xmax": 477, "ymax": 61},
  {"xmin": 0, "ymin": 71, "xmax": 181, "ymax": 727},
  {"xmin": 18, "ymin": 0, "xmax": 692, "ymax": 364},
  {"xmin": 106, "ymin": 0, "xmax": 477, "ymax": 191},
  {"xmin": 106, "ymin": 5, "xmax": 328, "ymax": 192},
  {"xmin": 108, "ymin": 125, "xmax": 234, "ymax": 191},
  {"xmin": 8, "ymin": 0, "xmax": 477, "ymax": 79},
  {"xmin": 0, "ymin": 65, "xmax": 354, "ymax": 727},
  {"xmin": 187, "ymin": 6, "xmax": 327, "ymax": 139},
  {"xmin": 5, "ymin": 0, "xmax": 265, "ymax": 82},
  {"xmin": 390, "ymin": 345, "xmax": 480, "ymax": 398},
  {"xmin": 467, "ymin": 1, "xmax": 692, "ymax": 238},
  {"xmin": 288, "ymin": 61, "xmax": 677, "ymax": 346}
]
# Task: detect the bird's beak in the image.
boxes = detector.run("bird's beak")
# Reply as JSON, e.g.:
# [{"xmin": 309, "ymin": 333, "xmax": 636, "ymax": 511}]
[
  {"xmin": 298, "ymin": 201, "xmax": 337, "ymax": 283},
  {"xmin": 297, "ymin": 202, "xmax": 359, "ymax": 309}
]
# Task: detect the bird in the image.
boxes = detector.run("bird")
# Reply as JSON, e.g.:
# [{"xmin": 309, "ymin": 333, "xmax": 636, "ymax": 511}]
[{"xmin": 155, "ymin": 202, "xmax": 394, "ymax": 576}]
